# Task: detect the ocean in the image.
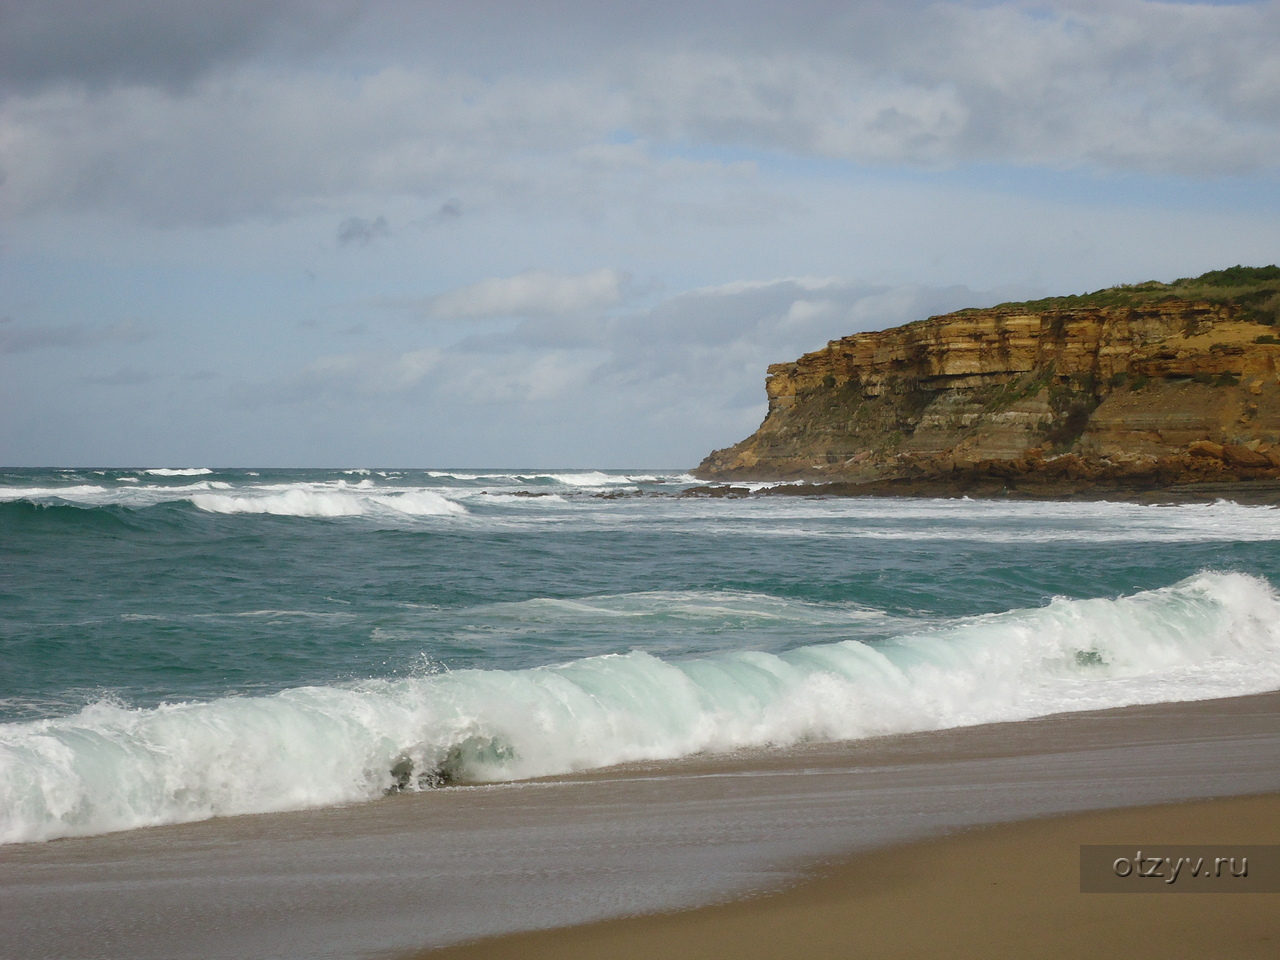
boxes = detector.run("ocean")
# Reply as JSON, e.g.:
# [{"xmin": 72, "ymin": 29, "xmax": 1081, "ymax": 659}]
[{"xmin": 4, "ymin": 467, "xmax": 1280, "ymax": 846}]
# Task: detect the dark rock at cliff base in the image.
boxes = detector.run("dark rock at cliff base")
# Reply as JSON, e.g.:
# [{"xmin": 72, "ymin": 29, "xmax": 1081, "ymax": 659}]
[
  {"xmin": 694, "ymin": 267, "xmax": 1280, "ymax": 496},
  {"xmin": 679, "ymin": 485, "xmax": 751, "ymax": 498}
]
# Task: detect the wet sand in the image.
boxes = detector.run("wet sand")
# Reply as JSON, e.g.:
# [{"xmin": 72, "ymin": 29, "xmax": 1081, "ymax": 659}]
[
  {"xmin": 2, "ymin": 692, "xmax": 1279, "ymax": 959},
  {"xmin": 422, "ymin": 793, "xmax": 1280, "ymax": 960}
]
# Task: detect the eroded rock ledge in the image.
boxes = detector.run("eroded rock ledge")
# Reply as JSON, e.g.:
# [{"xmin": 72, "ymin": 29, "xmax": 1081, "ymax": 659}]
[{"xmin": 694, "ymin": 269, "xmax": 1280, "ymax": 497}]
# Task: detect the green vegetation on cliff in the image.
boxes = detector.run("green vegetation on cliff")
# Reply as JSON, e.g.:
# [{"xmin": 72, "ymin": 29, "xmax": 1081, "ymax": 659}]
[{"xmin": 977, "ymin": 264, "xmax": 1280, "ymax": 325}]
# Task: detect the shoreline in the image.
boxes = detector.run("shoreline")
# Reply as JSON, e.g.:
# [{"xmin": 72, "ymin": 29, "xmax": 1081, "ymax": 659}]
[
  {"xmin": 3, "ymin": 691, "xmax": 1278, "ymax": 959},
  {"xmin": 419, "ymin": 792, "xmax": 1280, "ymax": 960},
  {"xmin": 681, "ymin": 477, "xmax": 1280, "ymax": 504}
]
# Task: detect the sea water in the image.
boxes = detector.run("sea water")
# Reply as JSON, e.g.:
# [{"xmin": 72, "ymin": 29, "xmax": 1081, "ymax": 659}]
[{"xmin": 3, "ymin": 467, "xmax": 1280, "ymax": 844}]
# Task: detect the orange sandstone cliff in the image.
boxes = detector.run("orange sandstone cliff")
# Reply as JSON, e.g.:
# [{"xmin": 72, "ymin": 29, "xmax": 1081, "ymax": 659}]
[{"xmin": 694, "ymin": 268, "xmax": 1280, "ymax": 496}]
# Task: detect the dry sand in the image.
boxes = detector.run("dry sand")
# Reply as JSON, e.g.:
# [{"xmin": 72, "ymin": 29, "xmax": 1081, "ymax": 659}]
[{"xmin": 421, "ymin": 793, "xmax": 1280, "ymax": 960}]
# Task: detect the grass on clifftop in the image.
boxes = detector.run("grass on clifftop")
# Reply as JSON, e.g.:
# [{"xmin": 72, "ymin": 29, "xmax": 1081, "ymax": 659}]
[{"xmin": 977, "ymin": 265, "xmax": 1280, "ymax": 325}]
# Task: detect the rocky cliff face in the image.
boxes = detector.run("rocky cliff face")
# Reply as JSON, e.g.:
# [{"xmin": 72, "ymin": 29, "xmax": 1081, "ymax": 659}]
[{"xmin": 694, "ymin": 292, "xmax": 1280, "ymax": 492}]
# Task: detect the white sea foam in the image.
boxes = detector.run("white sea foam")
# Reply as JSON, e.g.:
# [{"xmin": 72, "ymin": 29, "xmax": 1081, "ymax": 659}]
[
  {"xmin": 0, "ymin": 480, "xmax": 466, "ymax": 518},
  {"xmin": 6, "ymin": 482, "xmax": 1280, "ymax": 544},
  {"xmin": 3, "ymin": 571, "xmax": 1280, "ymax": 845},
  {"xmin": 194, "ymin": 609, "xmax": 356, "ymax": 621},
  {"xmin": 144, "ymin": 468, "xmax": 214, "ymax": 476},
  {"xmin": 472, "ymin": 492, "xmax": 567, "ymax": 504},
  {"xmin": 539, "ymin": 471, "xmax": 637, "ymax": 486},
  {"xmin": 0, "ymin": 485, "xmax": 108, "ymax": 501},
  {"xmin": 191, "ymin": 488, "xmax": 467, "ymax": 518},
  {"xmin": 478, "ymin": 590, "xmax": 905, "ymax": 628},
  {"xmin": 623, "ymin": 497, "xmax": 1280, "ymax": 544}
]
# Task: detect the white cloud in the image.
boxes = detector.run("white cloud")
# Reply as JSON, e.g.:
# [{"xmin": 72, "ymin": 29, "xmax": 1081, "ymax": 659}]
[
  {"xmin": 0, "ymin": 67, "xmax": 625, "ymax": 223},
  {"xmin": 427, "ymin": 268, "xmax": 629, "ymax": 320},
  {"xmin": 624, "ymin": 1, "xmax": 1280, "ymax": 174},
  {"xmin": 782, "ymin": 298, "xmax": 838, "ymax": 327}
]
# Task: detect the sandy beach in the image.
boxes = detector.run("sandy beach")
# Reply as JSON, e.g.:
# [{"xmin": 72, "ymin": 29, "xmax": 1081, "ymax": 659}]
[
  {"xmin": 3, "ymin": 691, "xmax": 1279, "ymax": 959},
  {"xmin": 423, "ymin": 792, "xmax": 1280, "ymax": 960}
]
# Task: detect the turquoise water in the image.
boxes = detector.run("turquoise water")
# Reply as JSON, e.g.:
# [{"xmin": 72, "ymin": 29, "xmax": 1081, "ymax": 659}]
[{"xmin": 4, "ymin": 467, "xmax": 1280, "ymax": 842}]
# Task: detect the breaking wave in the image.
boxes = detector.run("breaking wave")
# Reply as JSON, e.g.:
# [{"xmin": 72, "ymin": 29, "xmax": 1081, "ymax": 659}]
[
  {"xmin": 0, "ymin": 481, "xmax": 467, "ymax": 518},
  {"xmin": 4, "ymin": 572, "xmax": 1280, "ymax": 844},
  {"xmin": 191, "ymin": 488, "xmax": 466, "ymax": 518}
]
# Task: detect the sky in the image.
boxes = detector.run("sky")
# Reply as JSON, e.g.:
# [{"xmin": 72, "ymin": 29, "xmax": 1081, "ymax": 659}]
[{"xmin": 2, "ymin": 0, "xmax": 1279, "ymax": 468}]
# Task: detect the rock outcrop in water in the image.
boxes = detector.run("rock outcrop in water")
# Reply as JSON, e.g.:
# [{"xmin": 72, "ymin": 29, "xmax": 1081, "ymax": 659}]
[{"xmin": 694, "ymin": 267, "xmax": 1280, "ymax": 498}]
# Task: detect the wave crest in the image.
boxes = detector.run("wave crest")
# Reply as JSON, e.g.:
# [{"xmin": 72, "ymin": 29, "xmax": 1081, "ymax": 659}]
[
  {"xmin": 3, "ymin": 571, "xmax": 1279, "ymax": 844},
  {"xmin": 191, "ymin": 489, "xmax": 466, "ymax": 517}
]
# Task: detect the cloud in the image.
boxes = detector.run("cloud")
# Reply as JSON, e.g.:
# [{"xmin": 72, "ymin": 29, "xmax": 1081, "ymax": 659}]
[
  {"xmin": 623, "ymin": 2, "xmax": 1280, "ymax": 174},
  {"xmin": 2, "ymin": 3, "xmax": 1278, "ymax": 226},
  {"xmin": 337, "ymin": 215, "xmax": 389, "ymax": 245},
  {"xmin": 284, "ymin": 275, "xmax": 1004, "ymax": 432},
  {"xmin": 0, "ymin": 67, "xmax": 626, "ymax": 224},
  {"xmin": 0, "ymin": 319, "xmax": 150, "ymax": 353},
  {"xmin": 0, "ymin": 1, "xmax": 349, "ymax": 92},
  {"xmin": 427, "ymin": 268, "xmax": 630, "ymax": 320}
]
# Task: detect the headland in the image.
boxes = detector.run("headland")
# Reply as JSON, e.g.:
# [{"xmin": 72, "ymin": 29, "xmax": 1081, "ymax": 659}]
[{"xmin": 694, "ymin": 266, "xmax": 1280, "ymax": 499}]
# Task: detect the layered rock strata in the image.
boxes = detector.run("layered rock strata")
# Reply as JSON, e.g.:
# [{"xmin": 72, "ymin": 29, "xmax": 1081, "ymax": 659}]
[{"xmin": 694, "ymin": 298, "xmax": 1280, "ymax": 495}]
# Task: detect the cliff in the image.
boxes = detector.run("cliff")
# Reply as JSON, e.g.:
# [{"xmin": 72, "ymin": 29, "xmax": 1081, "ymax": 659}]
[{"xmin": 694, "ymin": 266, "xmax": 1280, "ymax": 495}]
